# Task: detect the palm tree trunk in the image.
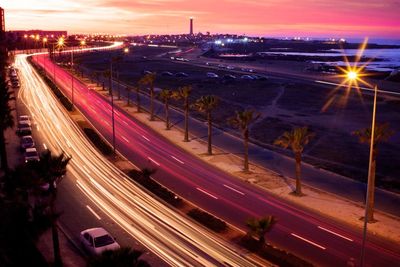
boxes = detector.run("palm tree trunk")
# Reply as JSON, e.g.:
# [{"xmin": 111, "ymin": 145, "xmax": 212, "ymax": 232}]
[
  {"xmin": 243, "ymin": 129, "xmax": 249, "ymax": 172},
  {"xmin": 0, "ymin": 128, "xmax": 8, "ymax": 172},
  {"xmin": 136, "ymin": 89, "xmax": 141, "ymax": 112},
  {"xmin": 149, "ymin": 85, "xmax": 154, "ymax": 121},
  {"xmin": 294, "ymin": 152, "xmax": 302, "ymax": 195},
  {"xmin": 117, "ymin": 72, "xmax": 121, "ymax": 100},
  {"xmin": 207, "ymin": 112, "xmax": 212, "ymax": 155},
  {"xmin": 165, "ymin": 101, "xmax": 170, "ymax": 130},
  {"xmin": 366, "ymin": 158, "xmax": 376, "ymax": 222},
  {"xmin": 50, "ymin": 189, "xmax": 62, "ymax": 267},
  {"xmin": 184, "ymin": 100, "xmax": 189, "ymax": 142}
]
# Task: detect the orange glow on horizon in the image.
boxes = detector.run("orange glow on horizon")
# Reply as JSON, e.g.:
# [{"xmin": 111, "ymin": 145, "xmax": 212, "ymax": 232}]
[{"xmin": 1, "ymin": 1, "xmax": 399, "ymax": 37}]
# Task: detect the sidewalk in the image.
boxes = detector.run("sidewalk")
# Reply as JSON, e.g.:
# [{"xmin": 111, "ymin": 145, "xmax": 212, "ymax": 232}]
[
  {"xmin": 75, "ymin": 73, "xmax": 400, "ymax": 245},
  {"xmin": 8, "ymin": 84, "xmax": 87, "ymax": 267}
]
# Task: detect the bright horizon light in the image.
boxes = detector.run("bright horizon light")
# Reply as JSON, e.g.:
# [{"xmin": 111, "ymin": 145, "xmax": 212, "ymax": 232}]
[{"xmin": 1, "ymin": 1, "xmax": 399, "ymax": 37}]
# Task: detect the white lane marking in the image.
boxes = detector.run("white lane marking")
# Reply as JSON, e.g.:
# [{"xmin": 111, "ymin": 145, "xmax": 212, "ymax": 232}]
[
  {"xmin": 291, "ymin": 233, "xmax": 326, "ymax": 250},
  {"xmin": 318, "ymin": 226, "xmax": 353, "ymax": 242},
  {"xmin": 223, "ymin": 184, "xmax": 245, "ymax": 195},
  {"xmin": 122, "ymin": 120, "xmax": 129, "ymax": 126},
  {"xmin": 148, "ymin": 157, "xmax": 160, "ymax": 166},
  {"xmin": 86, "ymin": 205, "xmax": 101, "ymax": 220},
  {"xmin": 142, "ymin": 135, "xmax": 150, "ymax": 141},
  {"xmin": 171, "ymin": 155, "xmax": 184, "ymax": 164},
  {"xmin": 196, "ymin": 187, "xmax": 218, "ymax": 200},
  {"xmin": 121, "ymin": 135, "xmax": 130, "ymax": 143},
  {"xmin": 43, "ymin": 143, "xmax": 47, "ymax": 150},
  {"xmin": 37, "ymin": 125, "xmax": 40, "ymax": 131},
  {"xmin": 82, "ymin": 165, "xmax": 91, "ymax": 174},
  {"xmin": 67, "ymin": 141, "xmax": 72, "ymax": 148}
]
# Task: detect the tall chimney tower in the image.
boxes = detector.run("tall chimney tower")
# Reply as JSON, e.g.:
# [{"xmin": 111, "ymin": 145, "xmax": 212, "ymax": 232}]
[
  {"xmin": 0, "ymin": 7, "xmax": 5, "ymax": 42},
  {"xmin": 189, "ymin": 17, "xmax": 193, "ymax": 35}
]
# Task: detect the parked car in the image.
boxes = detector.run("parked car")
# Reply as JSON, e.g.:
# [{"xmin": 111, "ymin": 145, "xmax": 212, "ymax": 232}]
[
  {"xmin": 161, "ymin": 71, "xmax": 173, "ymax": 76},
  {"xmin": 175, "ymin": 72, "xmax": 189, "ymax": 77},
  {"xmin": 17, "ymin": 122, "xmax": 32, "ymax": 135},
  {"xmin": 251, "ymin": 75, "xmax": 268, "ymax": 81},
  {"xmin": 218, "ymin": 64, "xmax": 225, "ymax": 68},
  {"xmin": 19, "ymin": 115, "xmax": 30, "ymax": 122},
  {"xmin": 206, "ymin": 72, "xmax": 219, "ymax": 78},
  {"xmin": 240, "ymin": 75, "xmax": 255, "ymax": 80},
  {"xmin": 223, "ymin": 74, "xmax": 236, "ymax": 80},
  {"xmin": 142, "ymin": 70, "xmax": 153, "ymax": 75},
  {"xmin": 21, "ymin": 135, "xmax": 35, "ymax": 150},
  {"xmin": 226, "ymin": 65, "xmax": 235, "ymax": 70},
  {"xmin": 80, "ymin": 228, "xmax": 120, "ymax": 255},
  {"xmin": 24, "ymin": 147, "xmax": 40, "ymax": 163}
]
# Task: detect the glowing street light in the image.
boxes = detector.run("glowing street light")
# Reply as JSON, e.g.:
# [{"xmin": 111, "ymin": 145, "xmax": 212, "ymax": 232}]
[
  {"xmin": 124, "ymin": 47, "xmax": 129, "ymax": 53},
  {"xmin": 336, "ymin": 39, "xmax": 378, "ymax": 267}
]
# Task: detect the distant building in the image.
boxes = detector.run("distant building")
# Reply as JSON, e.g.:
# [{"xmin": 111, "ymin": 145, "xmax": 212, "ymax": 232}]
[
  {"xmin": 0, "ymin": 7, "xmax": 4, "ymax": 32},
  {"xmin": 190, "ymin": 17, "xmax": 193, "ymax": 35}
]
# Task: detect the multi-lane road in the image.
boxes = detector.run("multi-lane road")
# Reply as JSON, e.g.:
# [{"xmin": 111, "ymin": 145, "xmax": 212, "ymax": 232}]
[
  {"xmin": 25, "ymin": 46, "xmax": 400, "ymax": 266},
  {"xmin": 16, "ymin": 51, "xmax": 266, "ymax": 267}
]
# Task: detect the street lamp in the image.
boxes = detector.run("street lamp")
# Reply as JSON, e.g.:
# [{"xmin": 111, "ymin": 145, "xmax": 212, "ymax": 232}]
[{"xmin": 346, "ymin": 71, "xmax": 378, "ymax": 267}]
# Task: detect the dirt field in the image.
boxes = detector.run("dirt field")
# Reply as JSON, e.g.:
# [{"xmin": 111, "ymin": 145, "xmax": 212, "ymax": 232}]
[{"xmin": 73, "ymin": 46, "xmax": 400, "ymax": 192}]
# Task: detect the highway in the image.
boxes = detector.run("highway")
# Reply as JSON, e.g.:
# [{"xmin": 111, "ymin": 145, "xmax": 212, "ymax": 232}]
[
  {"xmin": 16, "ymin": 50, "xmax": 266, "ymax": 267},
  {"xmin": 29, "ymin": 48, "xmax": 400, "ymax": 266}
]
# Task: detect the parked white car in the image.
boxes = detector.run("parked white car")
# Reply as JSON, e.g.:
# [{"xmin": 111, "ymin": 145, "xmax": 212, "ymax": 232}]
[
  {"xmin": 206, "ymin": 72, "xmax": 219, "ymax": 78},
  {"xmin": 25, "ymin": 147, "xmax": 40, "ymax": 163},
  {"xmin": 80, "ymin": 228, "xmax": 120, "ymax": 255}
]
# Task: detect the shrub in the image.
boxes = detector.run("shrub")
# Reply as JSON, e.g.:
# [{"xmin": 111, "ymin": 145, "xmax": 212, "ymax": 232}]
[
  {"xmin": 127, "ymin": 170, "xmax": 183, "ymax": 207},
  {"xmin": 187, "ymin": 208, "xmax": 227, "ymax": 233},
  {"xmin": 83, "ymin": 128, "xmax": 113, "ymax": 156},
  {"xmin": 239, "ymin": 235, "xmax": 313, "ymax": 267}
]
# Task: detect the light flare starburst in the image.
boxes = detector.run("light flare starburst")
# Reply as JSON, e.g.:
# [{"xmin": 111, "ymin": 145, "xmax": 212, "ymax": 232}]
[{"xmin": 321, "ymin": 38, "xmax": 374, "ymax": 112}]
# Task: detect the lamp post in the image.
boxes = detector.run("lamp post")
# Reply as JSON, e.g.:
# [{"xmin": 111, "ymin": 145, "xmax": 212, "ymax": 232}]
[
  {"xmin": 71, "ymin": 49, "xmax": 75, "ymax": 110},
  {"xmin": 109, "ymin": 48, "xmax": 129, "ymax": 155},
  {"xmin": 345, "ymin": 71, "xmax": 377, "ymax": 267}
]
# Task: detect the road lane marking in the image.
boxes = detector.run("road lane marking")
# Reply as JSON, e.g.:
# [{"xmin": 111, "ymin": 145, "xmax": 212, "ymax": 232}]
[
  {"xmin": 86, "ymin": 205, "xmax": 101, "ymax": 220},
  {"xmin": 223, "ymin": 184, "xmax": 245, "ymax": 195},
  {"xmin": 171, "ymin": 155, "xmax": 184, "ymax": 164},
  {"xmin": 43, "ymin": 143, "xmax": 47, "ymax": 150},
  {"xmin": 121, "ymin": 135, "xmax": 130, "ymax": 143},
  {"xmin": 148, "ymin": 157, "xmax": 160, "ymax": 166},
  {"xmin": 122, "ymin": 120, "xmax": 129, "ymax": 126},
  {"xmin": 318, "ymin": 226, "xmax": 353, "ymax": 242},
  {"xmin": 142, "ymin": 135, "xmax": 150, "ymax": 141},
  {"xmin": 196, "ymin": 187, "xmax": 218, "ymax": 200},
  {"xmin": 291, "ymin": 233, "xmax": 326, "ymax": 250},
  {"xmin": 82, "ymin": 165, "xmax": 91, "ymax": 175},
  {"xmin": 36, "ymin": 125, "xmax": 40, "ymax": 131}
]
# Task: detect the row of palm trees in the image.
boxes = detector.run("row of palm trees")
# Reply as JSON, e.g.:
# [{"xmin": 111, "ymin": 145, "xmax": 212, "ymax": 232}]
[{"xmin": 86, "ymin": 71, "xmax": 393, "ymax": 222}]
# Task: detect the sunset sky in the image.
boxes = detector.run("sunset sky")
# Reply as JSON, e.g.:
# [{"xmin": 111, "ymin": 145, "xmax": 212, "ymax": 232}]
[{"xmin": 2, "ymin": 0, "xmax": 400, "ymax": 38}]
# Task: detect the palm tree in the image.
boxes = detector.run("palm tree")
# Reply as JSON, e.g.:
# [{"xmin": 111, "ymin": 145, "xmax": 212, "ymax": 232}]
[
  {"xmin": 87, "ymin": 247, "xmax": 150, "ymax": 267},
  {"xmin": 139, "ymin": 73, "xmax": 156, "ymax": 121},
  {"xmin": 352, "ymin": 122, "xmax": 394, "ymax": 222},
  {"xmin": 193, "ymin": 95, "xmax": 219, "ymax": 155},
  {"xmin": 0, "ymin": 79, "xmax": 15, "ymax": 172},
  {"xmin": 245, "ymin": 216, "xmax": 276, "ymax": 244},
  {"xmin": 274, "ymin": 127, "xmax": 314, "ymax": 196},
  {"xmin": 159, "ymin": 89, "xmax": 173, "ymax": 130},
  {"xmin": 30, "ymin": 150, "xmax": 70, "ymax": 267},
  {"xmin": 134, "ymin": 86, "xmax": 141, "ymax": 112},
  {"xmin": 228, "ymin": 110, "xmax": 260, "ymax": 172},
  {"xmin": 172, "ymin": 86, "xmax": 192, "ymax": 142}
]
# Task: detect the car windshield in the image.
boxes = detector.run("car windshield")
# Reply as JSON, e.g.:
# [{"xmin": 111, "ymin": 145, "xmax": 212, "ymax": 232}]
[
  {"xmin": 26, "ymin": 151, "xmax": 38, "ymax": 157},
  {"xmin": 94, "ymin": 234, "xmax": 114, "ymax": 248}
]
